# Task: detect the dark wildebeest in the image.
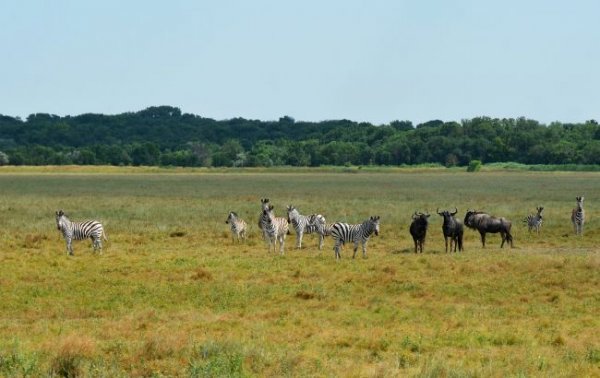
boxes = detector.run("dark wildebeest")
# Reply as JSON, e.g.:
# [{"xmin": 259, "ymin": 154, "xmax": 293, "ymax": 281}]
[
  {"xmin": 437, "ymin": 208, "xmax": 464, "ymax": 252},
  {"xmin": 409, "ymin": 212, "xmax": 430, "ymax": 253},
  {"xmin": 464, "ymin": 210, "xmax": 513, "ymax": 248}
]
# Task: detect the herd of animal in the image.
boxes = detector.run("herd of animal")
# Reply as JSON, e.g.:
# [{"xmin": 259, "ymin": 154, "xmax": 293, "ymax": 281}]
[{"xmin": 54, "ymin": 196, "xmax": 586, "ymax": 258}]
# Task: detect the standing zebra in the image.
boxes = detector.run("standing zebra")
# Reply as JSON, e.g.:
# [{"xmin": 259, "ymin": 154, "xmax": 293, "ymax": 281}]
[
  {"xmin": 286, "ymin": 205, "xmax": 326, "ymax": 250},
  {"xmin": 571, "ymin": 196, "xmax": 585, "ymax": 235},
  {"xmin": 258, "ymin": 198, "xmax": 271, "ymax": 239},
  {"xmin": 261, "ymin": 204, "xmax": 289, "ymax": 254},
  {"xmin": 225, "ymin": 211, "xmax": 247, "ymax": 243},
  {"xmin": 55, "ymin": 210, "xmax": 107, "ymax": 256},
  {"xmin": 330, "ymin": 216, "xmax": 380, "ymax": 260},
  {"xmin": 524, "ymin": 206, "xmax": 544, "ymax": 234}
]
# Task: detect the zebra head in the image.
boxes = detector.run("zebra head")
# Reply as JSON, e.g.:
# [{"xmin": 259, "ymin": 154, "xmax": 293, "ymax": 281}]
[
  {"xmin": 575, "ymin": 196, "xmax": 584, "ymax": 210},
  {"xmin": 55, "ymin": 210, "xmax": 66, "ymax": 230},
  {"xmin": 260, "ymin": 198, "xmax": 270, "ymax": 210},
  {"xmin": 286, "ymin": 205, "xmax": 298, "ymax": 223},
  {"xmin": 263, "ymin": 204, "xmax": 275, "ymax": 220},
  {"xmin": 536, "ymin": 206, "xmax": 544, "ymax": 218},
  {"xmin": 369, "ymin": 215, "xmax": 380, "ymax": 236},
  {"xmin": 225, "ymin": 211, "xmax": 237, "ymax": 224}
]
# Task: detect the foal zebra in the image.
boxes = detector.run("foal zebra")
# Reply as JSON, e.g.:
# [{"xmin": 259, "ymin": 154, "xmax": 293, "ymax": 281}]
[
  {"xmin": 524, "ymin": 206, "xmax": 544, "ymax": 234},
  {"xmin": 286, "ymin": 205, "xmax": 326, "ymax": 249},
  {"xmin": 225, "ymin": 211, "xmax": 247, "ymax": 243},
  {"xmin": 330, "ymin": 216, "xmax": 380, "ymax": 260},
  {"xmin": 571, "ymin": 196, "xmax": 585, "ymax": 236},
  {"xmin": 261, "ymin": 204, "xmax": 289, "ymax": 254},
  {"xmin": 55, "ymin": 210, "xmax": 107, "ymax": 255}
]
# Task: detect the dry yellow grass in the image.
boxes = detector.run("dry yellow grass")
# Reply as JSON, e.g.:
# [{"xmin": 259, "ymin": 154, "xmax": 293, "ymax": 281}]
[{"xmin": 0, "ymin": 167, "xmax": 598, "ymax": 376}]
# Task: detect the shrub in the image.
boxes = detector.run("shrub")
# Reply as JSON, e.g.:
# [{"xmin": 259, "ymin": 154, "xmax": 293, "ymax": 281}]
[{"xmin": 467, "ymin": 160, "xmax": 482, "ymax": 172}]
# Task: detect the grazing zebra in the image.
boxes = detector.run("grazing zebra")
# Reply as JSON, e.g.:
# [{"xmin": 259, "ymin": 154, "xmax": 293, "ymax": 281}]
[
  {"xmin": 571, "ymin": 196, "xmax": 585, "ymax": 235},
  {"xmin": 55, "ymin": 210, "xmax": 107, "ymax": 256},
  {"xmin": 524, "ymin": 206, "xmax": 544, "ymax": 234},
  {"xmin": 261, "ymin": 204, "xmax": 289, "ymax": 254},
  {"xmin": 286, "ymin": 205, "xmax": 326, "ymax": 249},
  {"xmin": 225, "ymin": 211, "xmax": 247, "ymax": 243},
  {"xmin": 330, "ymin": 216, "xmax": 380, "ymax": 260}
]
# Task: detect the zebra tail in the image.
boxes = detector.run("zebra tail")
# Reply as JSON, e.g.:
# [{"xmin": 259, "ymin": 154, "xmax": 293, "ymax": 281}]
[{"xmin": 103, "ymin": 229, "xmax": 109, "ymax": 242}]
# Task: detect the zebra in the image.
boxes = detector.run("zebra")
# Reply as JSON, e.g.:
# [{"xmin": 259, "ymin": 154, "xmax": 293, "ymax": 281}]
[
  {"xmin": 524, "ymin": 206, "xmax": 544, "ymax": 234},
  {"xmin": 55, "ymin": 210, "xmax": 107, "ymax": 255},
  {"xmin": 257, "ymin": 198, "xmax": 271, "ymax": 239},
  {"xmin": 261, "ymin": 204, "xmax": 289, "ymax": 254},
  {"xmin": 571, "ymin": 196, "xmax": 585, "ymax": 235},
  {"xmin": 225, "ymin": 211, "xmax": 247, "ymax": 243},
  {"xmin": 286, "ymin": 205, "xmax": 327, "ymax": 249},
  {"xmin": 330, "ymin": 216, "xmax": 380, "ymax": 260}
]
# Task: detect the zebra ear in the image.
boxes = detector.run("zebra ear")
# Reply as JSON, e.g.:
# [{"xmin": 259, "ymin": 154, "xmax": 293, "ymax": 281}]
[{"xmin": 269, "ymin": 205, "xmax": 274, "ymax": 211}]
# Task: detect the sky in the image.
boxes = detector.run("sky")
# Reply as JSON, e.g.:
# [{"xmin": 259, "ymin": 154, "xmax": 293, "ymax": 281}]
[{"xmin": 1, "ymin": 1, "xmax": 599, "ymax": 125}]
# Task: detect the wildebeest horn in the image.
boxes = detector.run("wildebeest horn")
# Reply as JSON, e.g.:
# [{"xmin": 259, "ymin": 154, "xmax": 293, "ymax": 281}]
[
  {"xmin": 451, "ymin": 207, "xmax": 458, "ymax": 215},
  {"xmin": 437, "ymin": 208, "xmax": 442, "ymax": 215}
]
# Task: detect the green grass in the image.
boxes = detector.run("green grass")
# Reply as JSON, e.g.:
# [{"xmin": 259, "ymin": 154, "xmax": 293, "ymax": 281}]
[{"xmin": 0, "ymin": 167, "xmax": 598, "ymax": 376}]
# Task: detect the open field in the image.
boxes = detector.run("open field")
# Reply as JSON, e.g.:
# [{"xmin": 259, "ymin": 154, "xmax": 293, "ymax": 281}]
[{"xmin": 0, "ymin": 167, "xmax": 598, "ymax": 377}]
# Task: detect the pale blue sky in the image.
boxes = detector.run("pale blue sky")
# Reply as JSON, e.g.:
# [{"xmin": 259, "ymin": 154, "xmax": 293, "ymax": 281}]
[{"xmin": 1, "ymin": 1, "xmax": 598, "ymax": 124}]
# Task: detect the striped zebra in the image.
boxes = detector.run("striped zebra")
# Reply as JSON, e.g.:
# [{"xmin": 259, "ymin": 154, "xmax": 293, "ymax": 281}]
[
  {"xmin": 524, "ymin": 206, "xmax": 544, "ymax": 234},
  {"xmin": 571, "ymin": 196, "xmax": 585, "ymax": 235},
  {"xmin": 225, "ymin": 211, "xmax": 247, "ymax": 243},
  {"xmin": 286, "ymin": 205, "xmax": 327, "ymax": 249},
  {"xmin": 261, "ymin": 204, "xmax": 289, "ymax": 254},
  {"xmin": 257, "ymin": 198, "xmax": 270, "ymax": 239},
  {"xmin": 330, "ymin": 216, "xmax": 380, "ymax": 260},
  {"xmin": 55, "ymin": 210, "xmax": 107, "ymax": 255}
]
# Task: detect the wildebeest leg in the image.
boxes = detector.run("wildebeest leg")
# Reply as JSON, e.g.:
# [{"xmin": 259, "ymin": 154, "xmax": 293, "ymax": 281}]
[
  {"xmin": 444, "ymin": 237, "xmax": 449, "ymax": 253},
  {"xmin": 500, "ymin": 232, "xmax": 506, "ymax": 248},
  {"xmin": 479, "ymin": 231, "xmax": 486, "ymax": 248},
  {"xmin": 414, "ymin": 240, "xmax": 418, "ymax": 253}
]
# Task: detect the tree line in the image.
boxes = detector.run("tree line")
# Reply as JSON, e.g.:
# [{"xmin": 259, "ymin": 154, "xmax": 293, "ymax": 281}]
[{"xmin": 0, "ymin": 106, "xmax": 598, "ymax": 167}]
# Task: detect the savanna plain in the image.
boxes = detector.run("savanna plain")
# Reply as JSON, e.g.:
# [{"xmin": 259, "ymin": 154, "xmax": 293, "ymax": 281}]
[{"xmin": 0, "ymin": 167, "xmax": 598, "ymax": 377}]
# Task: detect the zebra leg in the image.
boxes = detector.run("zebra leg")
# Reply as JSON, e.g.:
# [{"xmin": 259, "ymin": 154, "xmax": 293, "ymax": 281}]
[
  {"xmin": 352, "ymin": 241, "xmax": 359, "ymax": 259},
  {"xmin": 296, "ymin": 231, "xmax": 303, "ymax": 249},
  {"xmin": 334, "ymin": 241, "xmax": 342, "ymax": 259},
  {"xmin": 279, "ymin": 234, "xmax": 285, "ymax": 255},
  {"xmin": 67, "ymin": 239, "xmax": 74, "ymax": 256},
  {"xmin": 361, "ymin": 241, "xmax": 367, "ymax": 258},
  {"xmin": 318, "ymin": 234, "xmax": 324, "ymax": 250}
]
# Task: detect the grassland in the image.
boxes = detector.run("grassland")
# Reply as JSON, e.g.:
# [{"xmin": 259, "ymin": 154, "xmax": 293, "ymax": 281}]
[{"xmin": 0, "ymin": 167, "xmax": 598, "ymax": 377}]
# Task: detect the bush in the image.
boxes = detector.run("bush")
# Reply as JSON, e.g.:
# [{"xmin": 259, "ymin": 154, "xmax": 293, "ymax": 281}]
[{"xmin": 467, "ymin": 160, "xmax": 482, "ymax": 172}]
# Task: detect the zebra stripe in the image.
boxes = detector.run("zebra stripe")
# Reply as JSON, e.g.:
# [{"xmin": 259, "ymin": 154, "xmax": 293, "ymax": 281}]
[
  {"xmin": 524, "ymin": 206, "xmax": 544, "ymax": 234},
  {"xmin": 261, "ymin": 204, "xmax": 289, "ymax": 254},
  {"xmin": 55, "ymin": 210, "xmax": 107, "ymax": 256},
  {"xmin": 571, "ymin": 196, "xmax": 585, "ymax": 236},
  {"xmin": 330, "ymin": 216, "xmax": 380, "ymax": 260},
  {"xmin": 286, "ymin": 205, "xmax": 326, "ymax": 250},
  {"xmin": 225, "ymin": 211, "xmax": 247, "ymax": 243}
]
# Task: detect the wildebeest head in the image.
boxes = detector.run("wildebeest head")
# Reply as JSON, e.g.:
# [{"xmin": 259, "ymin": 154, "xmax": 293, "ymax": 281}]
[
  {"xmin": 410, "ymin": 212, "xmax": 430, "ymax": 234},
  {"xmin": 463, "ymin": 209, "xmax": 482, "ymax": 229},
  {"xmin": 437, "ymin": 207, "xmax": 457, "ymax": 219}
]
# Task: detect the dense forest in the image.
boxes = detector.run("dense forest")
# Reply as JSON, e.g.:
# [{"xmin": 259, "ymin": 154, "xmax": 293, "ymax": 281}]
[{"xmin": 0, "ymin": 105, "xmax": 598, "ymax": 167}]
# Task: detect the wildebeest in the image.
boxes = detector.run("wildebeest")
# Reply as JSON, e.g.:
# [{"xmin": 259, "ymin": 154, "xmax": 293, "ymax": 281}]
[
  {"xmin": 409, "ymin": 212, "xmax": 430, "ymax": 253},
  {"xmin": 437, "ymin": 208, "xmax": 464, "ymax": 252},
  {"xmin": 464, "ymin": 210, "xmax": 513, "ymax": 248}
]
